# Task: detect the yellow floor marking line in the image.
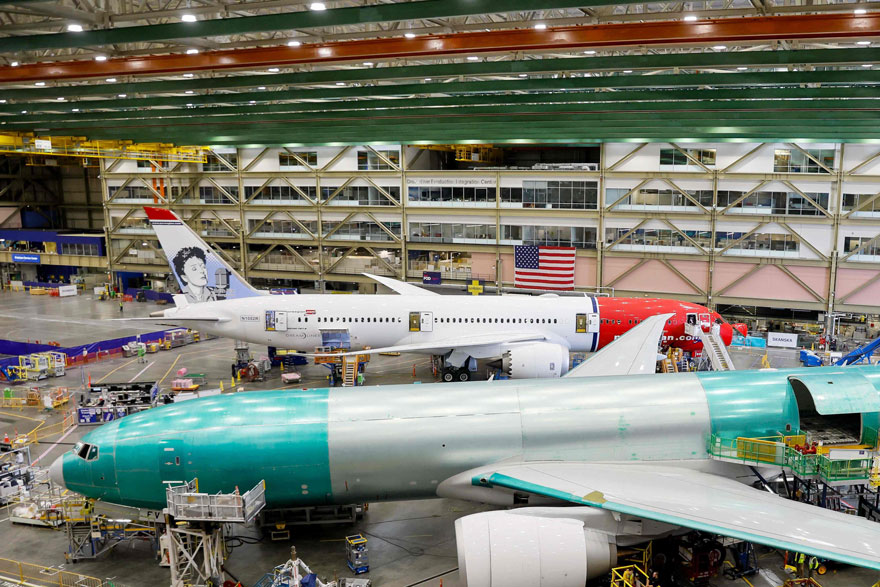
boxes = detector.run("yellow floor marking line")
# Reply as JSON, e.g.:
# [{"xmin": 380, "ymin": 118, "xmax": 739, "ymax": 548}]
[
  {"xmin": 96, "ymin": 357, "xmax": 138, "ymax": 384},
  {"xmin": 158, "ymin": 355, "xmax": 181, "ymax": 386},
  {"xmin": 0, "ymin": 411, "xmax": 41, "ymax": 422}
]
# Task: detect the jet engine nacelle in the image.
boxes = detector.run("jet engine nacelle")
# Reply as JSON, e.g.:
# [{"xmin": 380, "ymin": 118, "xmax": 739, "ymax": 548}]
[
  {"xmin": 455, "ymin": 511, "xmax": 616, "ymax": 587},
  {"xmin": 500, "ymin": 342, "xmax": 570, "ymax": 378}
]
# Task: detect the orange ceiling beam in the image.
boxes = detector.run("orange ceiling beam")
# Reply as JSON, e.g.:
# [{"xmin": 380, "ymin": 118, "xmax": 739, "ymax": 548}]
[{"xmin": 1, "ymin": 12, "xmax": 879, "ymax": 83}]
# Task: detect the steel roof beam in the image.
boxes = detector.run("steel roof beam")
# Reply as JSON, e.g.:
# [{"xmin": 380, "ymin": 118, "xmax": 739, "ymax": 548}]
[
  {"xmin": 0, "ymin": 0, "xmax": 648, "ymax": 52},
  {"xmin": 9, "ymin": 86, "xmax": 878, "ymax": 126},
  {"xmin": 3, "ymin": 46, "xmax": 880, "ymax": 99},
  {"xmin": 5, "ymin": 68, "xmax": 880, "ymax": 115},
  {"xmin": 2, "ymin": 13, "xmax": 880, "ymax": 82}
]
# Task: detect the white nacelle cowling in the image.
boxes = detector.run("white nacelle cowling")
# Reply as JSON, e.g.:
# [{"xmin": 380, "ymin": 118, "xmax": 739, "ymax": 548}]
[
  {"xmin": 501, "ymin": 342, "xmax": 570, "ymax": 378},
  {"xmin": 455, "ymin": 511, "xmax": 616, "ymax": 587}
]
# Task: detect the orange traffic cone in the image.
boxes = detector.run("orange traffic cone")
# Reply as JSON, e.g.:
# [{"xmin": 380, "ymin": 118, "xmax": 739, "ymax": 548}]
[{"xmin": 3, "ymin": 432, "xmax": 9, "ymax": 443}]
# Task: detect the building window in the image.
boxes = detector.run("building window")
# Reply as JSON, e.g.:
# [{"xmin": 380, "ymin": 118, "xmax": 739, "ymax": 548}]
[
  {"xmin": 279, "ymin": 151, "xmax": 317, "ymax": 169},
  {"xmin": 409, "ymin": 222, "xmax": 496, "ymax": 243},
  {"xmin": 842, "ymin": 193, "xmax": 880, "ymax": 214},
  {"xmin": 844, "ymin": 236, "xmax": 880, "ymax": 259},
  {"xmin": 408, "ymin": 186, "xmax": 494, "ymax": 206},
  {"xmin": 608, "ymin": 188, "xmax": 712, "ymax": 209},
  {"xmin": 501, "ymin": 225, "xmax": 596, "ymax": 249},
  {"xmin": 716, "ymin": 190, "xmax": 827, "ymax": 215},
  {"xmin": 521, "ymin": 181, "xmax": 598, "ymax": 210},
  {"xmin": 203, "ymin": 152, "xmax": 238, "ymax": 172},
  {"xmin": 324, "ymin": 221, "xmax": 401, "ymax": 241},
  {"xmin": 715, "ymin": 232, "xmax": 799, "ymax": 255},
  {"xmin": 773, "ymin": 149, "xmax": 834, "ymax": 173},
  {"xmin": 357, "ymin": 150, "xmax": 399, "ymax": 171},
  {"xmin": 659, "ymin": 148, "xmax": 716, "ymax": 169},
  {"xmin": 60, "ymin": 243, "xmax": 100, "ymax": 256},
  {"xmin": 108, "ymin": 185, "xmax": 156, "ymax": 201},
  {"xmin": 198, "ymin": 186, "xmax": 238, "ymax": 204},
  {"xmin": 248, "ymin": 218, "xmax": 319, "ymax": 237},
  {"xmin": 245, "ymin": 185, "xmax": 316, "ymax": 203},
  {"xmin": 136, "ymin": 159, "xmax": 164, "ymax": 171},
  {"xmin": 324, "ymin": 185, "xmax": 398, "ymax": 205},
  {"xmin": 605, "ymin": 228, "xmax": 706, "ymax": 253}
]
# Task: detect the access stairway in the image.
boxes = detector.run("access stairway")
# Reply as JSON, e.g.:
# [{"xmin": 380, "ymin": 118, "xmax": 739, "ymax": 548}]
[{"xmin": 697, "ymin": 329, "xmax": 735, "ymax": 371}]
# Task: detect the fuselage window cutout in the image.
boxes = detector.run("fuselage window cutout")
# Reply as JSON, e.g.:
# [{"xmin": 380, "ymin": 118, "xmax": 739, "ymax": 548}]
[{"xmin": 75, "ymin": 442, "xmax": 90, "ymax": 460}]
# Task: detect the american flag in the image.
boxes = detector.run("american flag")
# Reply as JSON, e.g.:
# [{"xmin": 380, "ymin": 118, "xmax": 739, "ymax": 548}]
[{"xmin": 514, "ymin": 245, "xmax": 576, "ymax": 290}]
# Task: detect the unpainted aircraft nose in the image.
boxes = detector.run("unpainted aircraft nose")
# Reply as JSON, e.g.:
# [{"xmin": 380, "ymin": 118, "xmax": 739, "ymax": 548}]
[{"xmin": 49, "ymin": 456, "xmax": 65, "ymax": 489}]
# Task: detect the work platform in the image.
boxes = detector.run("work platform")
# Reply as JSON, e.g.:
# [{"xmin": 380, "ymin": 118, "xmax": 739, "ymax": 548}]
[
  {"xmin": 708, "ymin": 429, "xmax": 880, "ymax": 487},
  {"xmin": 166, "ymin": 479, "xmax": 266, "ymax": 523}
]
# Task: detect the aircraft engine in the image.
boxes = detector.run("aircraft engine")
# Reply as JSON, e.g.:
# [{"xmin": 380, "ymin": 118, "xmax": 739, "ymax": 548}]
[
  {"xmin": 455, "ymin": 510, "xmax": 616, "ymax": 587},
  {"xmin": 498, "ymin": 342, "xmax": 570, "ymax": 378}
]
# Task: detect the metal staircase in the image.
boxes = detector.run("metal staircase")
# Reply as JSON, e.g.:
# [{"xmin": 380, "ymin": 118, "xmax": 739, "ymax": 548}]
[
  {"xmin": 697, "ymin": 329, "xmax": 736, "ymax": 371},
  {"xmin": 341, "ymin": 355, "xmax": 358, "ymax": 386}
]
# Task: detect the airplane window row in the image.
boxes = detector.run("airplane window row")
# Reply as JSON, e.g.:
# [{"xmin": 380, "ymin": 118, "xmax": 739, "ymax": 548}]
[
  {"xmin": 436, "ymin": 317, "xmax": 559, "ymax": 324},
  {"xmin": 316, "ymin": 317, "xmax": 401, "ymax": 324}
]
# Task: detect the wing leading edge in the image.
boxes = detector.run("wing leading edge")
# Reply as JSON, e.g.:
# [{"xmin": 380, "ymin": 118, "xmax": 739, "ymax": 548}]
[{"xmin": 463, "ymin": 462, "xmax": 880, "ymax": 570}]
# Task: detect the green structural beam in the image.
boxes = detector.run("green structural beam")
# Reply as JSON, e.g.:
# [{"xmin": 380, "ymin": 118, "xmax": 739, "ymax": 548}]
[
  {"xmin": 5, "ymin": 69, "xmax": 880, "ymax": 116},
  {"xmin": 7, "ymin": 86, "xmax": 880, "ymax": 127},
  {"xmin": 0, "ymin": 0, "xmax": 643, "ymax": 52},
  {"xmin": 6, "ymin": 47, "xmax": 880, "ymax": 101}
]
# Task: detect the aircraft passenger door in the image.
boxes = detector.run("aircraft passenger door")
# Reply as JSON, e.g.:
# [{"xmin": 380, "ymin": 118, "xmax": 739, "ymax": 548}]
[
  {"xmin": 588, "ymin": 313, "xmax": 599, "ymax": 333},
  {"xmin": 409, "ymin": 311, "xmax": 433, "ymax": 332},
  {"xmin": 265, "ymin": 310, "xmax": 288, "ymax": 332},
  {"xmin": 699, "ymin": 313, "xmax": 711, "ymax": 332},
  {"xmin": 420, "ymin": 312, "xmax": 433, "ymax": 332},
  {"xmin": 158, "ymin": 439, "xmax": 187, "ymax": 484},
  {"xmin": 575, "ymin": 313, "xmax": 587, "ymax": 333}
]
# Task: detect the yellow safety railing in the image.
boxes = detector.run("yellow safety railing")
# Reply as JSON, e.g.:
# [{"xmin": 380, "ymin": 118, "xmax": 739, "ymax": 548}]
[
  {"xmin": 11, "ymin": 411, "xmax": 76, "ymax": 447},
  {"xmin": 0, "ymin": 556, "xmax": 119, "ymax": 587},
  {"xmin": 611, "ymin": 565, "xmax": 650, "ymax": 587}
]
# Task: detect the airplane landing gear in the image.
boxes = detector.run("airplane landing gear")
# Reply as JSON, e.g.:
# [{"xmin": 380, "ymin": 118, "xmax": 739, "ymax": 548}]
[{"xmin": 441, "ymin": 367, "xmax": 471, "ymax": 382}]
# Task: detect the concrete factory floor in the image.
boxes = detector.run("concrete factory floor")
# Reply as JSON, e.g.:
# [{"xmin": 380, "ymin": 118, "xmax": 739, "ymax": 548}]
[{"xmin": 0, "ymin": 290, "xmax": 877, "ymax": 586}]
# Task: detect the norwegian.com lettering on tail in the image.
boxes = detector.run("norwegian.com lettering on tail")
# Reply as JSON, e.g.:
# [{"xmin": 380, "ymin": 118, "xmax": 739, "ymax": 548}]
[{"xmin": 143, "ymin": 206, "xmax": 262, "ymax": 303}]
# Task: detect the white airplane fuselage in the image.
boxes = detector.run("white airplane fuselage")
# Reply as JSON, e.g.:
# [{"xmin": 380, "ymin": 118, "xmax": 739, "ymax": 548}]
[{"xmin": 160, "ymin": 292, "xmax": 727, "ymax": 354}]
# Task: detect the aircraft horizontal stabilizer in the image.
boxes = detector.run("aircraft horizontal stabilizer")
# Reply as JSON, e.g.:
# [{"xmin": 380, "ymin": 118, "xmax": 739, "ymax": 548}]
[
  {"xmin": 362, "ymin": 273, "xmax": 438, "ymax": 296},
  {"xmin": 456, "ymin": 462, "xmax": 880, "ymax": 571}
]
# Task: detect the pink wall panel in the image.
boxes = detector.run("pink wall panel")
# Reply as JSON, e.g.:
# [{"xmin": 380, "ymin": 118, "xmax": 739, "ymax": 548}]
[
  {"xmin": 837, "ymin": 268, "xmax": 880, "ymax": 305},
  {"xmin": 712, "ymin": 262, "xmax": 755, "ymax": 292},
  {"xmin": 500, "ymin": 253, "xmax": 514, "ymax": 282},
  {"xmin": 668, "ymin": 260, "xmax": 709, "ymax": 291},
  {"xmin": 607, "ymin": 259, "xmax": 703, "ymax": 295},
  {"xmin": 786, "ymin": 265, "xmax": 829, "ymax": 297},
  {"xmin": 470, "ymin": 252, "xmax": 497, "ymax": 279},
  {"xmin": 719, "ymin": 264, "xmax": 816, "ymax": 302}
]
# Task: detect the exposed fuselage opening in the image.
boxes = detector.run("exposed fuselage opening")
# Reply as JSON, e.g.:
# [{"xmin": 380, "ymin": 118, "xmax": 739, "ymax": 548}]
[{"xmin": 789, "ymin": 377, "xmax": 863, "ymax": 446}]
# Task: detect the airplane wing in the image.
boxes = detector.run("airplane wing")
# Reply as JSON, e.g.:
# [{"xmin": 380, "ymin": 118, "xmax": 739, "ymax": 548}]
[
  {"xmin": 565, "ymin": 313, "xmax": 671, "ymax": 378},
  {"xmin": 363, "ymin": 273, "xmax": 438, "ymax": 296},
  {"xmin": 455, "ymin": 462, "xmax": 880, "ymax": 570},
  {"xmin": 309, "ymin": 332, "xmax": 548, "ymax": 357}
]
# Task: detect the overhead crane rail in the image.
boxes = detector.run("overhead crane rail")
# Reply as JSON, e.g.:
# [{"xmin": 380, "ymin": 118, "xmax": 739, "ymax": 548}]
[{"xmin": 0, "ymin": 133, "xmax": 207, "ymax": 163}]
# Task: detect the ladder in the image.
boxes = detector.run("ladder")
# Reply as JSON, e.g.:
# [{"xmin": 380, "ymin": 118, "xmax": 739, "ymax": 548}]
[
  {"xmin": 697, "ymin": 329, "xmax": 736, "ymax": 371},
  {"xmin": 341, "ymin": 355, "xmax": 358, "ymax": 386}
]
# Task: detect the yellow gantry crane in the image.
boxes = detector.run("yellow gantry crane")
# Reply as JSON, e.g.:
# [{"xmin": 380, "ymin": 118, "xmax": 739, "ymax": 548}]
[{"xmin": 0, "ymin": 132, "xmax": 208, "ymax": 163}]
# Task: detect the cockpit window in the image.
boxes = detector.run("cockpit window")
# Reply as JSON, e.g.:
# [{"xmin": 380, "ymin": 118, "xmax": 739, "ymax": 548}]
[{"xmin": 75, "ymin": 442, "xmax": 98, "ymax": 461}]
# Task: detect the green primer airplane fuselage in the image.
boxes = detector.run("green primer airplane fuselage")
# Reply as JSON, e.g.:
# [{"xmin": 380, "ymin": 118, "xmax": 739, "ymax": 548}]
[{"xmin": 56, "ymin": 365, "xmax": 880, "ymax": 511}]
